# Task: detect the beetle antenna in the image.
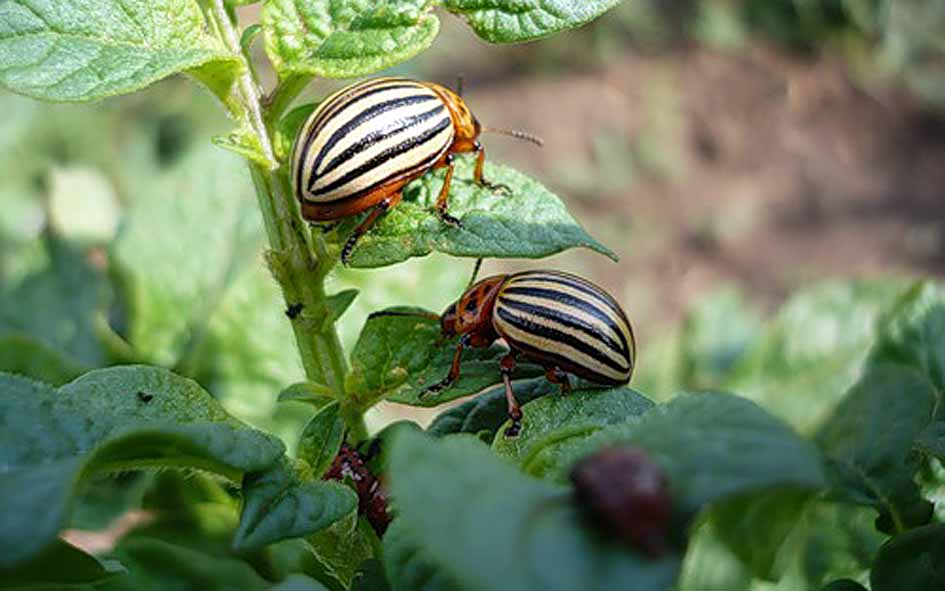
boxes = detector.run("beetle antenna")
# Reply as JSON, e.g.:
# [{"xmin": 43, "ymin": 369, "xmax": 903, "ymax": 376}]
[
  {"xmin": 466, "ymin": 258, "xmax": 483, "ymax": 290},
  {"xmin": 482, "ymin": 126, "xmax": 544, "ymax": 147},
  {"xmin": 368, "ymin": 310, "xmax": 440, "ymax": 322},
  {"xmin": 455, "ymin": 73, "xmax": 465, "ymax": 98}
]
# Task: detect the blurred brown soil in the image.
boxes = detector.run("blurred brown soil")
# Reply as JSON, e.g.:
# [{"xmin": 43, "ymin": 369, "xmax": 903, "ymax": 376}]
[{"xmin": 451, "ymin": 44, "xmax": 945, "ymax": 338}]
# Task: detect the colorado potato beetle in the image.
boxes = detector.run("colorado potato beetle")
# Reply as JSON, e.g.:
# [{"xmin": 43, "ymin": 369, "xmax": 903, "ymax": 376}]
[
  {"xmin": 290, "ymin": 77, "xmax": 542, "ymax": 264},
  {"xmin": 376, "ymin": 266, "xmax": 635, "ymax": 436}
]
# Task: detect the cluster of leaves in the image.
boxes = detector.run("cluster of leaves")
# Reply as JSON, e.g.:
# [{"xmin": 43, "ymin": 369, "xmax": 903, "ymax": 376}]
[{"xmin": 2, "ymin": 1, "xmax": 944, "ymax": 591}]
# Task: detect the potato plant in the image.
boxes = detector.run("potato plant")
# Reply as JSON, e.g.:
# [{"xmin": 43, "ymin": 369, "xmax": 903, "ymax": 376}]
[{"xmin": 0, "ymin": 1, "xmax": 944, "ymax": 590}]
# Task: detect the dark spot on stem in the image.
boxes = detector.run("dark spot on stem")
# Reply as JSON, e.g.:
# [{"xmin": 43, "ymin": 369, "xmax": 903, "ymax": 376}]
[
  {"xmin": 285, "ymin": 303, "xmax": 304, "ymax": 319},
  {"xmin": 137, "ymin": 391, "xmax": 154, "ymax": 403}
]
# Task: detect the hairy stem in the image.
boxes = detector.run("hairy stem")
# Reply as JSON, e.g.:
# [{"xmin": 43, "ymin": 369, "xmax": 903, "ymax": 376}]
[
  {"xmin": 211, "ymin": 0, "xmax": 275, "ymax": 167},
  {"xmin": 212, "ymin": 2, "xmax": 363, "ymax": 441}
]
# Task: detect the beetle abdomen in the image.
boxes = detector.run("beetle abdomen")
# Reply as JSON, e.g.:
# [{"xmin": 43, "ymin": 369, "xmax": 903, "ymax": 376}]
[
  {"xmin": 493, "ymin": 270, "xmax": 635, "ymax": 384},
  {"xmin": 292, "ymin": 78, "xmax": 455, "ymax": 205}
]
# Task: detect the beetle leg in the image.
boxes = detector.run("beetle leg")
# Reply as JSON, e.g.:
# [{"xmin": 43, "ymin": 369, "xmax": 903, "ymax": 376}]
[
  {"xmin": 341, "ymin": 192, "xmax": 403, "ymax": 266},
  {"xmin": 473, "ymin": 141, "xmax": 511, "ymax": 195},
  {"xmin": 545, "ymin": 366, "xmax": 572, "ymax": 395},
  {"xmin": 422, "ymin": 334, "xmax": 471, "ymax": 397},
  {"xmin": 434, "ymin": 154, "xmax": 463, "ymax": 228},
  {"xmin": 500, "ymin": 352, "xmax": 523, "ymax": 438}
]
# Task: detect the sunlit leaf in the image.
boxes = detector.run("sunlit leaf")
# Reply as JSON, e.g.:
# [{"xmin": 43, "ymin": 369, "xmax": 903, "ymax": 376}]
[
  {"xmin": 262, "ymin": 0, "xmax": 439, "ymax": 78},
  {"xmin": 0, "ymin": 0, "xmax": 240, "ymax": 102},
  {"xmin": 443, "ymin": 0, "xmax": 622, "ymax": 43},
  {"xmin": 345, "ymin": 306, "xmax": 543, "ymax": 410},
  {"xmin": 331, "ymin": 159, "xmax": 616, "ymax": 268}
]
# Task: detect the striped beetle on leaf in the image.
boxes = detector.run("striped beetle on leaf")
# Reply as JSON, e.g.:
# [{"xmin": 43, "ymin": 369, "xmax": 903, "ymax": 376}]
[
  {"xmin": 290, "ymin": 77, "xmax": 542, "ymax": 265},
  {"xmin": 374, "ymin": 264, "xmax": 635, "ymax": 436}
]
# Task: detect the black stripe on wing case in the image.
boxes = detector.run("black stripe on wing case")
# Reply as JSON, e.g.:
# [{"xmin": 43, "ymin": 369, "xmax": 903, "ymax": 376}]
[
  {"xmin": 308, "ymin": 93, "xmax": 440, "ymax": 189},
  {"xmin": 313, "ymin": 116, "xmax": 452, "ymax": 197},
  {"xmin": 499, "ymin": 285, "xmax": 630, "ymax": 354},
  {"xmin": 496, "ymin": 296, "xmax": 629, "ymax": 359},
  {"xmin": 317, "ymin": 104, "xmax": 449, "ymax": 177},
  {"xmin": 510, "ymin": 272, "xmax": 629, "ymax": 325},
  {"xmin": 495, "ymin": 307, "xmax": 630, "ymax": 374}
]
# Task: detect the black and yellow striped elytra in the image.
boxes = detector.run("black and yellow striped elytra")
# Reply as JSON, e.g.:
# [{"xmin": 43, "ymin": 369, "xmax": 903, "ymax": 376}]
[
  {"xmin": 417, "ymin": 268, "xmax": 635, "ymax": 436},
  {"xmin": 291, "ymin": 78, "xmax": 455, "ymax": 206},
  {"xmin": 492, "ymin": 270, "xmax": 635, "ymax": 386},
  {"xmin": 289, "ymin": 76, "xmax": 506, "ymax": 265}
]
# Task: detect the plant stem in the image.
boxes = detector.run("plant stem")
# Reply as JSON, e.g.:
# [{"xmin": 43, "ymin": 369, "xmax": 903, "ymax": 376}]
[
  {"xmin": 211, "ymin": 1, "xmax": 364, "ymax": 441},
  {"xmin": 211, "ymin": 0, "xmax": 275, "ymax": 167}
]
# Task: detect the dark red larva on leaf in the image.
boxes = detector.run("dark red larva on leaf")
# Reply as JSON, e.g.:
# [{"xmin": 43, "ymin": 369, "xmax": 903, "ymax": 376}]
[
  {"xmin": 324, "ymin": 444, "xmax": 392, "ymax": 536},
  {"xmin": 569, "ymin": 447, "xmax": 672, "ymax": 557}
]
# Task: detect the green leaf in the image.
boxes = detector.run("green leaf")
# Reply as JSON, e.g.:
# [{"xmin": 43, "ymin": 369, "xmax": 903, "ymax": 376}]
[
  {"xmin": 427, "ymin": 379, "xmax": 555, "ymax": 441},
  {"xmin": 775, "ymin": 501, "xmax": 885, "ymax": 591},
  {"xmin": 916, "ymin": 421, "xmax": 945, "ymax": 459},
  {"xmin": 345, "ymin": 306, "xmax": 544, "ymax": 409},
  {"xmin": 870, "ymin": 281, "xmax": 945, "ymax": 395},
  {"xmin": 0, "ymin": 366, "xmax": 284, "ymax": 568},
  {"xmin": 0, "ymin": 332, "xmax": 86, "ymax": 386},
  {"xmin": 816, "ymin": 364, "xmax": 936, "ymax": 522},
  {"xmin": 676, "ymin": 521, "xmax": 752, "ymax": 591},
  {"xmin": 98, "ymin": 470, "xmax": 272, "ymax": 590},
  {"xmin": 443, "ymin": 0, "xmax": 622, "ymax": 43},
  {"xmin": 493, "ymin": 387, "xmax": 654, "ymax": 477},
  {"xmin": 677, "ymin": 287, "xmax": 763, "ymax": 390},
  {"xmin": 724, "ymin": 280, "xmax": 904, "ymax": 434},
  {"xmin": 46, "ymin": 164, "xmax": 121, "ymax": 243},
  {"xmin": 298, "ymin": 401, "xmax": 345, "ymax": 477},
  {"xmin": 0, "ymin": 0, "xmax": 240, "ymax": 102},
  {"xmin": 109, "ymin": 537, "xmax": 268, "ymax": 591},
  {"xmin": 305, "ymin": 512, "xmax": 379, "ymax": 591},
  {"xmin": 69, "ymin": 472, "xmax": 153, "ymax": 531},
  {"xmin": 327, "ymin": 289, "xmax": 359, "ymax": 324},
  {"xmin": 213, "ymin": 122, "xmax": 272, "ymax": 168},
  {"xmin": 113, "ymin": 145, "xmax": 262, "ymax": 367},
  {"xmin": 233, "ymin": 457, "xmax": 357, "ymax": 551},
  {"xmin": 383, "ymin": 520, "xmax": 460, "ymax": 591},
  {"xmin": 332, "ymin": 253, "xmax": 476, "ymax": 354},
  {"xmin": 331, "ymin": 159, "xmax": 617, "ymax": 268},
  {"xmin": 0, "ymin": 233, "xmax": 112, "ymax": 367},
  {"xmin": 870, "ymin": 524, "xmax": 945, "ymax": 591},
  {"xmin": 262, "ymin": 0, "xmax": 439, "ymax": 79},
  {"xmin": 275, "ymin": 103, "xmax": 316, "ymax": 163},
  {"xmin": 388, "ymin": 432, "xmax": 682, "ymax": 591},
  {"xmin": 352, "ymin": 559, "xmax": 392, "ymax": 591},
  {"xmin": 272, "ymin": 574, "xmax": 334, "ymax": 591},
  {"xmin": 708, "ymin": 488, "xmax": 814, "ymax": 581},
  {"xmin": 112, "ymin": 145, "xmax": 307, "ymax": 441},
  {"xmin": 196, "ymin": 259, "xmax": 308, "ymax": 445},
  {"xmin": 0, "ymin": 538, "xmax": 124, "ymax": 589},
  {"xmin": 278, "ymin": 382, "xmax": 336, "ymax": 408},
  {"xmin": 561, "ymin": 393, "xmax": 827, "ymax": 517}
]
